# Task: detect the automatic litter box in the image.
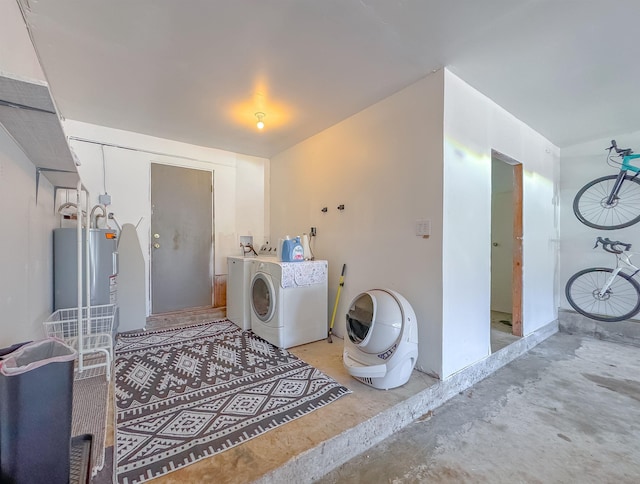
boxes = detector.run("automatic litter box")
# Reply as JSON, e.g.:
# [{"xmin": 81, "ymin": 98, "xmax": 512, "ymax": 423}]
[{"xmin": 343, "ymin": 289, "xmax": 418, "ymax": 390}]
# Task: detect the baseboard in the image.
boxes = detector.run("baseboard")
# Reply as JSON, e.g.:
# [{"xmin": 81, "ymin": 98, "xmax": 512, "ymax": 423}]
[{"xmin": 558, "ymin": 309, "xmax": 640, "ymax": 347}]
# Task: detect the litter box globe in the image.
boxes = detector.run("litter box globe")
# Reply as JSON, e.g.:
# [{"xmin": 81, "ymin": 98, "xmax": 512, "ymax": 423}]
[
  {"xmin": 343, "ymin": 288, "xmax": 418, "ymax": 390},
  {"xmin": 346, "ymin": 289, "xmax": 403, "ymax": 354}
]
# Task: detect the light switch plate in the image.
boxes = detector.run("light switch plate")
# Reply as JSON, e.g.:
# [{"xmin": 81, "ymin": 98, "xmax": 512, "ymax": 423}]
[{"xmin": 415, "ymin": 219, "xmax": 431, "ymax": 237}]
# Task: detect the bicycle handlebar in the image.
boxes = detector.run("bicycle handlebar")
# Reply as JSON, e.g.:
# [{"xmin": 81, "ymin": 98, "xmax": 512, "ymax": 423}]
[
  {"xmin": 609, "ymin": 139, "xmax": 633, "ymax": 156},
  {"xmin": 594, "ymin": 236, "xmax": 632, "ymax": 254}
]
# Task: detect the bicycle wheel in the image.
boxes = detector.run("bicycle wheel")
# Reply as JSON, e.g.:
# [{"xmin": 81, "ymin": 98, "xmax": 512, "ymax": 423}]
[
  {"xmin": 565, "ymin": 268, "xmax": 640, "ymax": 322},
  {"xmin": 573, "ymin": 174, "xmax": 640, "ymax": 229}
]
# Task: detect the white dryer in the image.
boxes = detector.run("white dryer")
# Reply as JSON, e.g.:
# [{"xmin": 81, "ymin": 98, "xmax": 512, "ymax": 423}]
[{"xmin": 249, "ymin": 259, "xmax": 328, "ymax": 348}]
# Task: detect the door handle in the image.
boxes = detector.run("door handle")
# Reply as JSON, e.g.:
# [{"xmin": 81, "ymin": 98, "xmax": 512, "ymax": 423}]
[{"xmin": 153, "ymin": 243, "xmax": 160, "ymax": 249}]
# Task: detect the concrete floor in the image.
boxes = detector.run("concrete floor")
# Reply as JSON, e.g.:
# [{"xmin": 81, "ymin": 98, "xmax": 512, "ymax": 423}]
[
  {"xmin": 318, "ymin": 333, "xmax": 640, "ymax": 483},
  {"xmin": 95, "ymin": 309, "xmax": 640, "ymax": 483}
]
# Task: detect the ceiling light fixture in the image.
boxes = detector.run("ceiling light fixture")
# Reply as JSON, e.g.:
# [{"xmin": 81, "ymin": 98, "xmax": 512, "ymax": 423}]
[{"xmin": 255, "ymin": 112, "xmax": 265, "ymax": 130}]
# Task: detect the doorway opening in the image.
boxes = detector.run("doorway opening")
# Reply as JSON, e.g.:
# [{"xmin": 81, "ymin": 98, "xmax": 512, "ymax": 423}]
[
  {"xmin": 150, "ymin": 163, "xmax": 214, "ymax": 315},
  {"xmin": 490, "ymin": 151, "xmax": 523, "ymax": 352}
]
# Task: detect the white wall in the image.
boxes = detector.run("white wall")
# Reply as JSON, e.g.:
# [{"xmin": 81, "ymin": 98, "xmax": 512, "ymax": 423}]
[
  {"xmin": 0, "ymin": 0, "xmax": 58, "ymax": 347},
  {"xmin": 62, "ymin": 120, "xmax": 269, "ymax": 316},
  {"xmin": 559, "ymin": 130, "xmax": 640, "ymax": 310},
  {"xmin": 443, "ymin": 70, "xmax": 560, "ymax": 378},
  {"xmin": 271, "ymin": 71, "xmax": 445, "ymax": 377},
  {"xmin": 0, "ymin": 126, "xmax": 58, "ymax": 347}
]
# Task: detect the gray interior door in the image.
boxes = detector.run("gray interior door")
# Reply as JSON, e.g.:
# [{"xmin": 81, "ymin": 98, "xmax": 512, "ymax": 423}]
[{"xmin": 151, "ymin": 163, "xmax": 213, "ymax": 313}]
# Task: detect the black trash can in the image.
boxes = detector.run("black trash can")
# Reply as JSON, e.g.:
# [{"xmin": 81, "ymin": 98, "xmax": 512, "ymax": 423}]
[{"xmin": 0, "ymin": 338, "xmax": 76, "ymax": 484}]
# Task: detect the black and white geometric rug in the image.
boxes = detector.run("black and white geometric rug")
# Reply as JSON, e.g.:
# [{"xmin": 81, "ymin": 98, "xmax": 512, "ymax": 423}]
[{"xmin": 114, "ymin": 319, "xmax": 350, "ymax": 484}]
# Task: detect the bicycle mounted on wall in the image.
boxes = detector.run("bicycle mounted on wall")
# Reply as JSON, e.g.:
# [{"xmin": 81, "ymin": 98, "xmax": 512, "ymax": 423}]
[
  {"xmin": 565, "ymin": 237, "xmax": 640, "ymax": 322},
  {"xmin": 573, "ymin": 140, "xmax": 640, "ymax": 230}
]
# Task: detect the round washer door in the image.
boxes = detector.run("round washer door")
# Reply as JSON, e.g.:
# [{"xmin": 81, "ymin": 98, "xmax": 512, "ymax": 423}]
[{"xmin": 251, "ymin": 272, "xmax": 275, "ymax": 323}]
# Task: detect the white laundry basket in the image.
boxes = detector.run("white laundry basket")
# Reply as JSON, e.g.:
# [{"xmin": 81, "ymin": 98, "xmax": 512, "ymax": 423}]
[{"xmin": 43, "ymin": 304, "xmax": 116, "ymax": 380}]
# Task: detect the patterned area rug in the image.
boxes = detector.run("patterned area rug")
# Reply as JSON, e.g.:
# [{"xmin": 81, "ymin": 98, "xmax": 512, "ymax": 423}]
[{"xmin": 114, "ymin": 319, "xmax": 350, "ymax": 484}]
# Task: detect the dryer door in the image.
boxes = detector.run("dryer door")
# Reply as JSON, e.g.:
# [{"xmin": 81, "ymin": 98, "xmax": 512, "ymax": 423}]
[{"xmin": 251, "ymin": 272, "xmax": 276, "ymax": 323}]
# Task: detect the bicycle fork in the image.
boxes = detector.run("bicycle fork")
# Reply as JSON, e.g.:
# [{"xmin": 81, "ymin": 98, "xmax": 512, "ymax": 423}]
[
  {"xmin": 606, "ymin": 169, "xmax": 640, "ymax": 205},
  {"xmin": 599, "ymin": 267, "xmax": 622, "ymax": 298},
  {"xmin": 606, "ymin": 171, "xmax": 627, "ymax": 205}
]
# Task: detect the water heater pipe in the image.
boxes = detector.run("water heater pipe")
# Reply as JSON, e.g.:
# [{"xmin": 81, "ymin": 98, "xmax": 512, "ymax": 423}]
[{"xmin": 90, "ymin": 204, "xmax": 107, "ymax": 229}]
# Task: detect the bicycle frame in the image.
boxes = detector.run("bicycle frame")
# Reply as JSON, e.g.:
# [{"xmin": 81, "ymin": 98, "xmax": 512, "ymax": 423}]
[
  {"xmin": 605, "ymin": 153, "xmax": 640, "ymax": 205},
  {"xmin": 598, "ymin": 250, "xmax": 640, "ymax": 297},
  {"xmin": 621, "ymin": 152, "xmax": 640, "ymax": 173}
]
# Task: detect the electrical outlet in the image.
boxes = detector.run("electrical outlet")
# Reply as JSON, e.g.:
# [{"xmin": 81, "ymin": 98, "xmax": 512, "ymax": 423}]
[{"xmin": 310, "ymin": 227, "xmax": 317, "ymax": 237}]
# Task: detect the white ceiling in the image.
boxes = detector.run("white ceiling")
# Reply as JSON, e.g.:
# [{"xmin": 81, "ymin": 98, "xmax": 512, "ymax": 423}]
[{"xmin": 19, "ymin": 0, "xmax": 640, "ymax": 158}]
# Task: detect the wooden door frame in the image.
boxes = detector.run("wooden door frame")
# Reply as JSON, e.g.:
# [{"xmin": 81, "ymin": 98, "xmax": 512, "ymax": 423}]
[
  {"xmin": 511, "ymin": 163, "xmax": 523, "ymax": 336},
  {"xmin": 491, "ymin": 150, "xmax": 523, "ymax": 337}
]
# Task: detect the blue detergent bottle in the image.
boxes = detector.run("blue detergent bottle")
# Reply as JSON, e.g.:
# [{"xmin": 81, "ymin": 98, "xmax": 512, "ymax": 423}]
[{"xmin": 281, "ymin": 236, "xmax": 304, "ymax": 262}]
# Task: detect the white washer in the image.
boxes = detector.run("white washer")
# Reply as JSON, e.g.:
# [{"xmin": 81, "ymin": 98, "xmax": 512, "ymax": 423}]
[{"xmin": 249, "ymin": 259, "xmax": 328, "ymax": 348}]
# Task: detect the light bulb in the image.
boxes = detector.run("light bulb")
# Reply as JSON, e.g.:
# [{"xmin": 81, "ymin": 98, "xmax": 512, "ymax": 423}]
[{"xmin": 255, "ymin": 112, "xmax": 265, "ymax": 130}]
